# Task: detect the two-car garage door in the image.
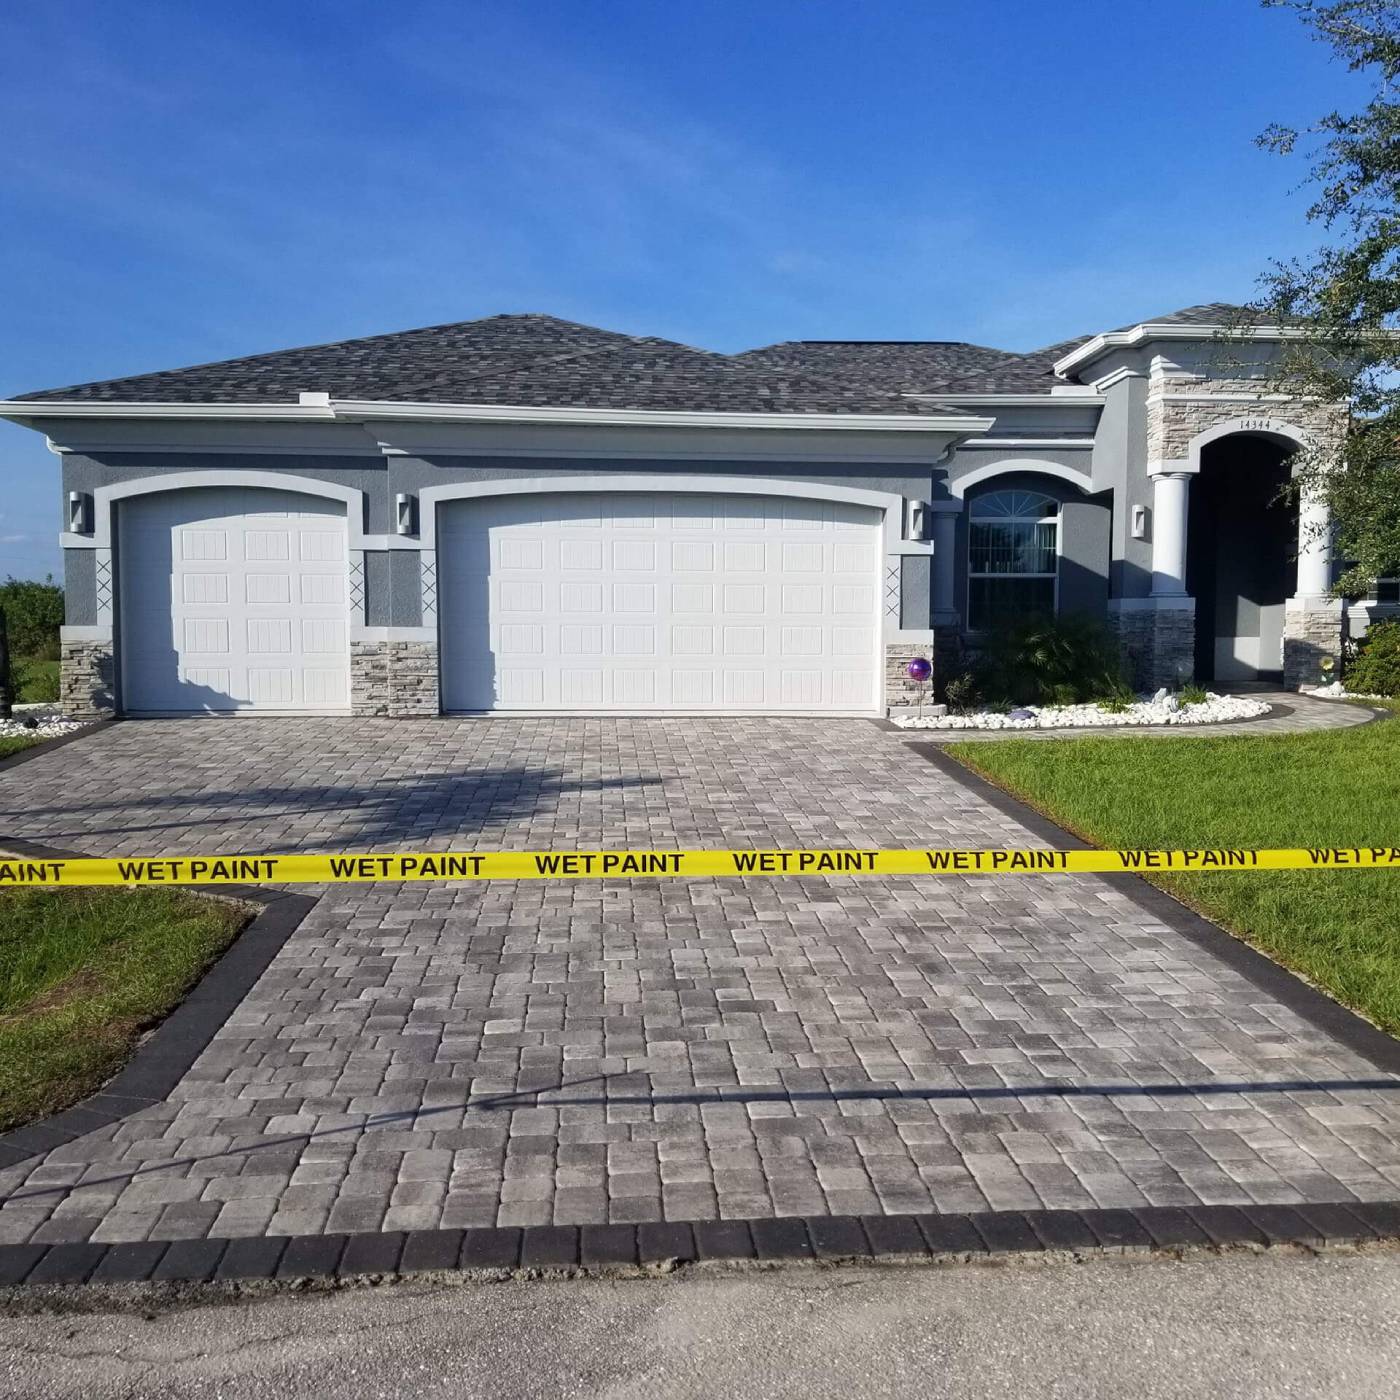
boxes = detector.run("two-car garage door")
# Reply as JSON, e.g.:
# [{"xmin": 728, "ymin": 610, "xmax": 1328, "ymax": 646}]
[
  {"xmin": 438, "ymin": 491, "xmax": 882, "ymax": 713},
  {"xmin": 117, "ymin": 486, "xmax": 883, "ymax": 715}
]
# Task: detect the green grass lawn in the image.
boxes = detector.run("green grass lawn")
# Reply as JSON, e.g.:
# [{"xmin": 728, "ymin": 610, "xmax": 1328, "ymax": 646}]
[
  {"xmin": 1, "ymin": 655, "xmax": 69, "ymax": 759},
  {"xmin": 947, "ymin": 713, "xmax": 1400, "ymax": 1034},
  {"xmin": 0, "ymin": 888, "xmax": 249, "ymax": 1131},
  {"xmin": 0, "ymin": 735, "xmax": 42, "ymax": 760},
  {"xmin": 14, "ymin": 657, "xmax": 58, "ymax": 704}
]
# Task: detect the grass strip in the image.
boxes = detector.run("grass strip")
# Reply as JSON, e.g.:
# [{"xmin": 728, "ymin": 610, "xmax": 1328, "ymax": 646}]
[{"xmin": 0, "ymin": 887, "xmax": 248, "ymax": 1131}]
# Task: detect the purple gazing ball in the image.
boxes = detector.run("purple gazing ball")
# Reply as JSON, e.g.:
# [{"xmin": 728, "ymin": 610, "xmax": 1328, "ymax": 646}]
[{"xmin": 906, "ymin": 657, "xmax": 932, "ymax": 683}]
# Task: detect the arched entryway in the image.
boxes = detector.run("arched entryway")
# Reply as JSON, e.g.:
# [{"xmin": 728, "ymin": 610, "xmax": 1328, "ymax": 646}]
[{"xmin": 1185, "ymin": 433, "xmax": 1297, "ymax": 682}]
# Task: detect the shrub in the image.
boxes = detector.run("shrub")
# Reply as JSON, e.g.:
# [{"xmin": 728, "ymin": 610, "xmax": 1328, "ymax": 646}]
[
  {"xmin": 1179, "ymin": 684, "xmax": 1210, "ymax": 706},
  {"xmin": 1093, "ymin": 676, "xmax": 1137, "ymax": 708},
  {"xmin": 1347, "ymin": 619, "xmax": 1400, "ymax": 697},
  {"xmin": 974, "ymin": 613, "xmax": 1129, "ymax": 707},
  {"xmin": 0, "ymin": 577, "xmax": 64, "ymax": 662},
  {"xmin": 943, "ymin": 671, "xmax": 983, "ymax": 714}
]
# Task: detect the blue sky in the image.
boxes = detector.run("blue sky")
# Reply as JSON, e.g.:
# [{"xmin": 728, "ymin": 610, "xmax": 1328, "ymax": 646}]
[{"xmin": 0, "ymin": 0, "xmax": 1366, "ymax": 578}]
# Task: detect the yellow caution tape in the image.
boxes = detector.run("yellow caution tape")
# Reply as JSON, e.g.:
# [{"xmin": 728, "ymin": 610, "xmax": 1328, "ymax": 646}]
[{"xmin": 1, "ymin": 846, "xmax": 1398, "ymax": 887}]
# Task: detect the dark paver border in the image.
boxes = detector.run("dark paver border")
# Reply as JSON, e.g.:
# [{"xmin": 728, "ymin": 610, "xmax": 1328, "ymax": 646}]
[
  {"xmin": 2, "ymin": 1201, "xmax": 1399, "ymax": 1290},
  {"xmin": 912, "ymin": 741, "xmax": 1400, "ymax": 1076},
  {"xmin": 0, "ymin": 836, "xmax": 316, "ymax": 1172}
]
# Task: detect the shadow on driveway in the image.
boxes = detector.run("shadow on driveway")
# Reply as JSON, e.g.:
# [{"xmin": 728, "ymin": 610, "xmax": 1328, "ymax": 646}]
[{"xmin": 0, "ymin": 766, "xmax": 662, "ymax": 847}]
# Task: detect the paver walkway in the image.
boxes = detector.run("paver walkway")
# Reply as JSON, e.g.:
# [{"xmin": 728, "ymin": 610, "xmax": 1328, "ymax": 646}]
[{"xmin": 1, "ymin": 717, "xmax": 1399, "ymax": 1247}]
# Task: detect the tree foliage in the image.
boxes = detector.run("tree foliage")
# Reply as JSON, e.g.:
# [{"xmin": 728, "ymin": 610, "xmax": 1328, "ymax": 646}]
[
  {"xmin": 0, "ymin": 577, "xmax": 64, "ymax": 660},
  {"xmin": 1253, "ymin": 0, "xmax": 1400, "ymax": 596}
]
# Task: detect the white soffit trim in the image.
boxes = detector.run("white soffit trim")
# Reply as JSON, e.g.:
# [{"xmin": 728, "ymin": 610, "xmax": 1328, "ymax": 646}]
[
  {"xmin": 1054, "ymin": 323, "xmax": 1307, "ymax": 377},
  {"xmin": 334, "ymin": 400, "xmax": 995, "ymax": 433},
  {"xmin": 961, "ymin": 438, "xmax": 1095, "ymax": 449},
  {"xmin": 949, "ymin": 459, "xmax": 1095, "ymax": 497},
  {"xmin": 904, "ymin": 392, "xmax": 1104, "ymax": 407},
  {"xmin": 0, "ymin": 401, "xmax": 337, "ymax": 421},
  {"xmin": 0, "ymin": 397, "xmax": 995, "ymax": 436}
]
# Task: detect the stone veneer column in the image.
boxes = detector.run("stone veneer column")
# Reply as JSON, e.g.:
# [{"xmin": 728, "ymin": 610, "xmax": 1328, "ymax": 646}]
[
  {"xmin": 1105, "ymin": 470, "xmax": 1198, "ymax": 691},
  {"xmin": 884, "ymin": 644, "xmax": 928, "ymax": 707},
  {"xmin": 350, "ymin": 641, "xmax": 389, "ymax": 715},
  {"xmin": 387, "ymin": 641, "xmax": 440, "ymax": 715},
  {"xmin": 1108, "ymin": 602, "xmax": 1196, "ymax": 692},
  {"xmin": 1283, "ymin": 485, "xmax": 1344, "ymax": 689},
  {"xmin": 884, "ymin": 633, "xmax": 962, "ymax": 709},
  {"xmin": 59, "ymin": 638, "xmax": 117, "ymax": 719},
  {"xmin": 350, "ymin": 640, "xmax": 441, "ymax": 717}
]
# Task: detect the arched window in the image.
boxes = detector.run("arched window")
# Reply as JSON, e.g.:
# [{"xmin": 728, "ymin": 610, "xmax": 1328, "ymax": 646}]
[{"xmin": 967, "ymin": 489, "xmax": 1060, "ymax": 630}]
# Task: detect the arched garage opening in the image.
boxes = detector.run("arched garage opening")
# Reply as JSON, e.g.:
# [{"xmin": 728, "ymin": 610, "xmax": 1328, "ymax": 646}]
[
  {"xmin": 117, "ymin": 485, "xmax": 352, "ymax": 713},
  {"xmin": 433, "ymin": 487, "xmax": 884, "ymax": 714}
]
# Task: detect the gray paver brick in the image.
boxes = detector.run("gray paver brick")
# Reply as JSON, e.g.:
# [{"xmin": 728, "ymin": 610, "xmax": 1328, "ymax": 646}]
[{"xmin": 3, "ymin": 715, "xmax": 1400, "ymax": 1246}]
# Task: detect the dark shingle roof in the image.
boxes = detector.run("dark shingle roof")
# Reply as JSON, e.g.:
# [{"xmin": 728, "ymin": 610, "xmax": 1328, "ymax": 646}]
[
  {"xmin": 731, "ymin": 340, "xmax": 1018, "ymax": 394},
  {"xmin": 930, "ymin": 338, "xmax": 1092, "ymax": 394},
  {"xmin": 11, "ymin": 314, "xmax": 950, "ymax": 415},
  {"xmin": 11, "ymin": 315, "xmax": 639, "ymax": 406},
  {"xmin": 1111, "ymin": 302, "xmax": 1245, "ymax": 331},
  {"xmin": 402, "ymin": 337, "xmax": 944, "ymax": 415},
  {"xmin": 9, "ymin": 304, "xmax": 1284, "ymax": 410}
]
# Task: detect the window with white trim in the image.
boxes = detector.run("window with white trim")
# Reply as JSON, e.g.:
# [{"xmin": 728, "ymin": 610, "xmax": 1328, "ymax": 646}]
[
  {"xmin": 967, "ymin": 489, "xmax": 1060, "ymax": 630},
  {"xmin": 1376, "ymin": 578, "xmax": 1399, "ymax": 604}
]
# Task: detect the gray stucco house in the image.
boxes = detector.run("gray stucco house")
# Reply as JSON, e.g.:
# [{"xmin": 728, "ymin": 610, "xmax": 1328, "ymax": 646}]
[{"xmin": 0, "ymin": 304, "xmax": 1374, "ymax": 719}]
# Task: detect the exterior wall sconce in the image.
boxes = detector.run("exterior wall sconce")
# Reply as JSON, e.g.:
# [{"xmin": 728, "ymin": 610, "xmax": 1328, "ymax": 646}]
[
  {"xmin": 1131, "ymin": 504, "xmax": 1149, "ymax": 541},
  {"xmin": 68, "ymin": 490, "xmax": 92, "ymax": 534},
  {"xmin": 904, "ymin": 499, "xmax": 930, "ymax": 542},
  {"xmin": 395, "ymin": 492, "xmax": 417, "ymax": 536}
]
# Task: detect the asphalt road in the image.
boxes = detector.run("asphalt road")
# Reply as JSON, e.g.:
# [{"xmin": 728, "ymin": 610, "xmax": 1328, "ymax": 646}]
[{"xmin": 2, "ymin": 1250, "xmax": 1398, "ymax": 1399}]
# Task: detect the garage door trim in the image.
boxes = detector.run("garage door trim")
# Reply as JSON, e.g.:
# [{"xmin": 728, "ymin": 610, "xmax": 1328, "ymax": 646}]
[
  {"xmin": 429, "ymin": 475, "xmax": 900, "ymax": 716},
  {"xmin": 418, "ymin": 473, "xmax": 906, "ymax": 552},
  {"xmin": 117, "ymin": 486, "xmax": 354, "ymax": 715}
]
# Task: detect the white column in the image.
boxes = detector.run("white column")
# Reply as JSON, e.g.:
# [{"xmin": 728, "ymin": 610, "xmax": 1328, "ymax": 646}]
[
  {"xmin": 1294, "ymin": 489, "xmax": 1333, "ymax": 599},
  {"xmin": 931, "ymin": 510, "xmax": 958, "ymax": 621},
  {"xmin": 1150, "ymin": 472, "xmax": 1191, "ymax": 597}
]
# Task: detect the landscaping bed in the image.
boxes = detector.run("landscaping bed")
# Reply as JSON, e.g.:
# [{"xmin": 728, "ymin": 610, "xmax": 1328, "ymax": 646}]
[
  {"xmin": 0, "ymin": 887, "xmax": 249, "ymax": 1131},
  {"xmin": 892, "ymin": 691, "xmax": 1270, "ymax": 730},
  {"xmin": 946, "ymin": 710, "xmax": 1400, "ymax": 1034},
  {"xmin": 0, "ymin": 704, "xmax": 88, "ymax": 760}
]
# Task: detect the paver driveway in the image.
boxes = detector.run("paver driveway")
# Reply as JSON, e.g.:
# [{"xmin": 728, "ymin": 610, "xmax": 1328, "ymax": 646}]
[{"xmin": 2, "ymin": 717, "xmax": 1400, "ymax": 1247}]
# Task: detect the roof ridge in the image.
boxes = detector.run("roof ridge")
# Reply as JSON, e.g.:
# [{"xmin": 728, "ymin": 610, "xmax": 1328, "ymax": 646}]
[
  {"xmin": 401, "ymin": 333, "xmax": 941, "ymax": 414},
  {"xmin": 12, "ymin": 313, "xmax": 640, "ymax": 402},
  {"xmin": 766, "ymin": 338, "xmax": 1013, "ymax": 354}
]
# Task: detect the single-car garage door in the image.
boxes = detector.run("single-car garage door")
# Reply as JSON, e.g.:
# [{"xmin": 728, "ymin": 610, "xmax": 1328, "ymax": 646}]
[
  {"xmin": 438, "ymin": 491, "xmax": 882, "ymax": 713},
  {"xmin": 119, "ymin": 487, "xmax": 350, "ymax": 714}
]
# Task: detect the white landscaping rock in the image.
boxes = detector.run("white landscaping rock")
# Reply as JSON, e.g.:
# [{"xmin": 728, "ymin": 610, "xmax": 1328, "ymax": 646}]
[
  {"xmin": 890, "ymin": 692, "xmax": 1271, "ymax": 731},
  {"xmin": 0, "ymin": 702, "xmax": 87, "ymax": 741},
  {"xmin": 1303, "ymin": 681, "xmax": 1389, "ymax": 701}
]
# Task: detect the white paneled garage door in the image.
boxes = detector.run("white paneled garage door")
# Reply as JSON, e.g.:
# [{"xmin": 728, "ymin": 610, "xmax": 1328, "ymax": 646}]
[
  {"xmin": 119, "ymin": 487, "xmax": 350, "ymax": 714},
  {"xmin": 438, "ymin": 491, "xmax": 882, "ymax": 713}
]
